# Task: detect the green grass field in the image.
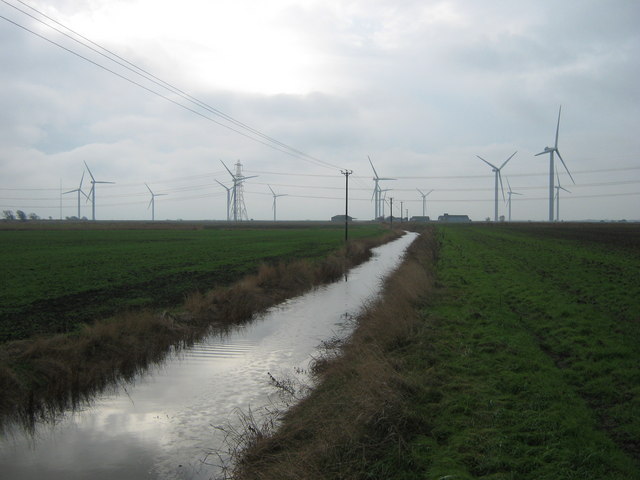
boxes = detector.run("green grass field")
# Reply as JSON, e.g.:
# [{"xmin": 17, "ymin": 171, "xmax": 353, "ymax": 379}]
[
  {"xmin": 0, "ymin": 223, "xmax": 385, "ymax": 341},
  {"xmin": 390, "ymin": 224, "xmax": 640, "ymax": 479}
]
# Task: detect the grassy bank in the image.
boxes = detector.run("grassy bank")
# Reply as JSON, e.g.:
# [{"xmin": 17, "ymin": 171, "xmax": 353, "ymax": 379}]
[
  {"xmin": 232, "ymin": 223, "xmax": 640, "ymax": 479},
  {"xmin": 0, "ymin": 227, "xmax": 398, "ymax": 429}
]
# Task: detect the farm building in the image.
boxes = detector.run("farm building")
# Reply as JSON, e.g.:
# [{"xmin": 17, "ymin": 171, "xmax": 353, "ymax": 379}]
[
  {"xmin": 410, "ymin": 216, "xmax": 430, "ymax": 222},
  {"xmin": 331, "ymin": 215, "xmax": 354, "ymax": 222},
  {"xmin": 438, "ymin": 213, "xmax": 471, "ymax": 223}
]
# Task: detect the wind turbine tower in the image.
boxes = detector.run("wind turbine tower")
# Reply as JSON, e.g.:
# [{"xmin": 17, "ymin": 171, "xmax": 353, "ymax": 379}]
[
  {"xmin": 535, "ymin": 106, "xmax": 575, "ymax": 222},
  {"xmin": 368, "ymin": 156, "xmax": 395, "ymax": 220},
  {"xmin": 221, "ymin": 160, "xmax": 257, "ymax": 221},
  {"xmin": 268, "ymin": 185, "xmax": 288, "ymax": 221},
  {"xmin": 476, "ymin": 151, "xmax": 517, "ymax": 222},
  {"xmin": 554, "ymin": 168, "xmax": 571, "ymax": 222},
  {"xmin": 84, "ymin": 161, "xmax": 115, "ymax": 221},
  {"xmin": 63, "ymin": 171, "xmax": 87, "ymax": 218},
  {"xmin": 215, "ymin": 180, "xmax": 232, "ymax": 221},
  {"xmin": 145, "ymin": 183, "xmax": 167, "ymax": 221},
  {"xmin": 506, "ymin": 178, "xmax": 523, "ymax": 222},
  {"xmin": 417, "ymin": 188, "xmax": 433, "ymax": 217}
]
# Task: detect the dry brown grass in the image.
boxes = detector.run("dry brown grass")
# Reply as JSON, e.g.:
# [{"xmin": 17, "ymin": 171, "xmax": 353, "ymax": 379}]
[
  {"xmin": 229, "ymin": 229, "xmax": 438, "ymax": 480},
  {"xmin": 182, "ymin": 231, "xmax": 401, "ymax": 328},
  {"xmin": 0, "ymin": 231, "xmax": 401, "ymax": 431}
]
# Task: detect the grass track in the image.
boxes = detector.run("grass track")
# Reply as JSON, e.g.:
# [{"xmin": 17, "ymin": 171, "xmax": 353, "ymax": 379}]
[
  {"xmin": 0, "ymin": 224, "xmax": 385, "ymax": 341},
  {"xmin": 391, "ymin": 224, "xmax": 639, "ymax": 479}
]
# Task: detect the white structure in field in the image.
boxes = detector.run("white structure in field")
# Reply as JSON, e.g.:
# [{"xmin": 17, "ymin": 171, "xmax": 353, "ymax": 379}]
[{"xmin": 535, "ymin": 106, "xmax": 575, "ymax": 222}]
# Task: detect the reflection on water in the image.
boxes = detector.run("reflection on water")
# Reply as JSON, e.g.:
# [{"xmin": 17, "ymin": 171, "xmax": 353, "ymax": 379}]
[{"xmin": 0, "ymin": 232, "xmax": 417, "ymax": 479}]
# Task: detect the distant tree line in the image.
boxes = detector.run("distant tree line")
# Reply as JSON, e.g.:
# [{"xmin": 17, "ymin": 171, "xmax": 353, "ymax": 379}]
[
  {"xmin": 3, "ymin": 210, "xmax": 41, "ymax": 221},
  {"xmin": 2, "ymin": 210, "xmax": 88, "ymax": 221}
]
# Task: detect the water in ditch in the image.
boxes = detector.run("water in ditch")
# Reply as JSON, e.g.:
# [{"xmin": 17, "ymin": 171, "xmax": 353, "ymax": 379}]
[{"xmin": 0, "ymin": 232, "xmax": 418, "ymax": 479}]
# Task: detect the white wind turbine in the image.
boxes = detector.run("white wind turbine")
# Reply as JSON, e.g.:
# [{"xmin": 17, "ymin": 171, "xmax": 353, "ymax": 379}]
[
  {"xmin": 368, "ymin": 156, "xmax": 395, "ymax": 220},
  {"xmin": 476, "ymin": 151, "xmax": 517, "ymax": 222},
  {"xmin": 416, "ymin": 188, "xmax": 433, "ymax": 217},
  {"xmin": 84, "ymin": 161, "xmax": 114, "ymax": 221},
  {"xmin": 554, "ymin": 167, "xmax": 571, "ymax": 222},
  {"xmin": 215, "ymin": 180, "xmax": 232, "ymax": 221},
  {"xmin": 145, "ymin": 183, "xmax": 167, "ymax": 221},
  {"xmin": 505, "ymin": 178, "xmax": 523, "ymax": 222},
  {"xmin": 535, "ymin": 106, "xmax": 575, "ymax": 222},
  {"xmin": 63, "ymin": 170, "xmax": 88, "ymax": 218},
  {"xmin": 268, "ymin": 185, "xmax": 287, "ymax": 222}
]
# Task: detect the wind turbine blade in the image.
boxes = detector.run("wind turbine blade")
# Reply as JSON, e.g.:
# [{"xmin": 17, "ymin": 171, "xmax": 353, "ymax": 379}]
[
  {"xmin": 79, "ymin": 170, "xmax": 85, "ymax": 189},
  {"xmin": 500, "ymin": 151, "xmax": 517, "ymax": 170},
  {"xmin": 416, "ymin": 188, "xmax": 424, "ymax": 196},
  {"xmin": 476, "ymin": 155, "xmax": 497, "ymax": 170},
  {"xmin": 148, "ymin": 198, "xmax": 153, "ymax": 209},
  {"xmin": 368, "ymin": 155, "xmax": 379, "ymax": 179},
  {"xmin": 268, "ymin": 185, "xmax": 275, "ymax": 196},
  {"xmin": 377, "ymin": 177, "xmax": 396, "ymax": 181},
  {"xmin": 556, "ymin": 150, "xmax": 575, "ymax": 184},
  {"xmin": 506, "ymin": 177, "xmax": 512, "ymax": 192},
  {"xmin": 62, "ymin": 189, "xmax": 76, "ymax": 195},
  {"xmin": 498, "ymin": 172, "xmax": 506, "ymax": 201},
  {"xmin": 220, "ymin": 160, "xmax": 235, "ymax": 178},
  {"xmin": 426, "ymin": 189, "xmax": 434, "ymax": 196},
  {"xmin": 555, "ymin": 105, "xmax": 562, "ymax": 149},
  {"xmin": 534, "ymin": 150, "xmax": 549, "ymax": 156},
  {"xmin": 86, "ymin": 185, "xmax": 94, "ymax": 203},
  {"xmin": 83, "ymin": 161, "xmax": 95, "ymax": 182},
  {"xmin": 560, "ymin": 186, "xmax": 571, "ymax": 193},
  {"xmin": 215, "ymin": 179, "xmax": 229, "ymax": 190},
  {"xmin": 145, "ymin": 183, "xmax": 153, "ymax": 195}
]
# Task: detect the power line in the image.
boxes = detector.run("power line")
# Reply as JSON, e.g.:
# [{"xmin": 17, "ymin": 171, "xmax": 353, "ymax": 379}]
[
  {"xmin": 3, "ymin": 177, "xmax": 639, "ymax": 204},
  {"xmin": 384, "ymin": 166, "xmax": 640, "ymax": 180},
  {"xmin": 0, "ymin": 3, "xmax": 343, "ymax": 171}
]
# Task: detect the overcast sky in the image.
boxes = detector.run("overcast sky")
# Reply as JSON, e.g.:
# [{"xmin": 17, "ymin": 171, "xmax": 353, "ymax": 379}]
[{"xmin": 1, "ymin": 0, "xmax": 639, "ymax": 222}]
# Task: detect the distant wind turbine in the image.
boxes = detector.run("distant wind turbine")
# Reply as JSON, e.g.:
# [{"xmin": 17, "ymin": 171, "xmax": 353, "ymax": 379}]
[
  {"xmin": 535, "ymin": 106, "xmax": 575, "ymax": 222},
  {"xmin": 380, "ymin": 189, "xmax": 391, "ymax": 218},
  {"xmin": 268, "ymin": 185, "xmax": 288, "ymax": 222},
  {"xmin": 215, "ymin": 180, "xmax": 232, "ymax": 221},
  {"xmin": 505, "ymin": 178, "xmax": 523, "ymax": 222},
  {"xmin": 63, "ymin": 170, "xmax": 88, "ymax": 218},
  {"xmin": 476, "ymin": 151, "xmax": 517, "ymax": 222},
  {"xmin": 145, "ymin": 183, "xmax": 167, "ymax": 221},
  {"xmin": 368, "ymin": 156, "xmax": 395, "ymax": 220},
  {"xmin": 84, "ymin": 161, "xmax": 114, "ymax": 221},
  {"xmin": 554, "ymin": 167, "xmax": 571, "ymax": 222},
  {"xmin": 416, "ymin": 188, "xmax": 433, "ymax": 217}
]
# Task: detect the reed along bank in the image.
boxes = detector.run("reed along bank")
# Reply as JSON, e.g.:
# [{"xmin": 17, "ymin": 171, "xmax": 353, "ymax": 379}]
[{"xmin": 232, "ymin": 223, "xmax": 640, "ymax": 480}]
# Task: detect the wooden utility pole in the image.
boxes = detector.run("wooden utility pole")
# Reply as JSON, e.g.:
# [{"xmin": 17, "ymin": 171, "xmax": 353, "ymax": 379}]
[{"xmin": 341, "ymin": 169, "xmax": 352, "ymax": 242}]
